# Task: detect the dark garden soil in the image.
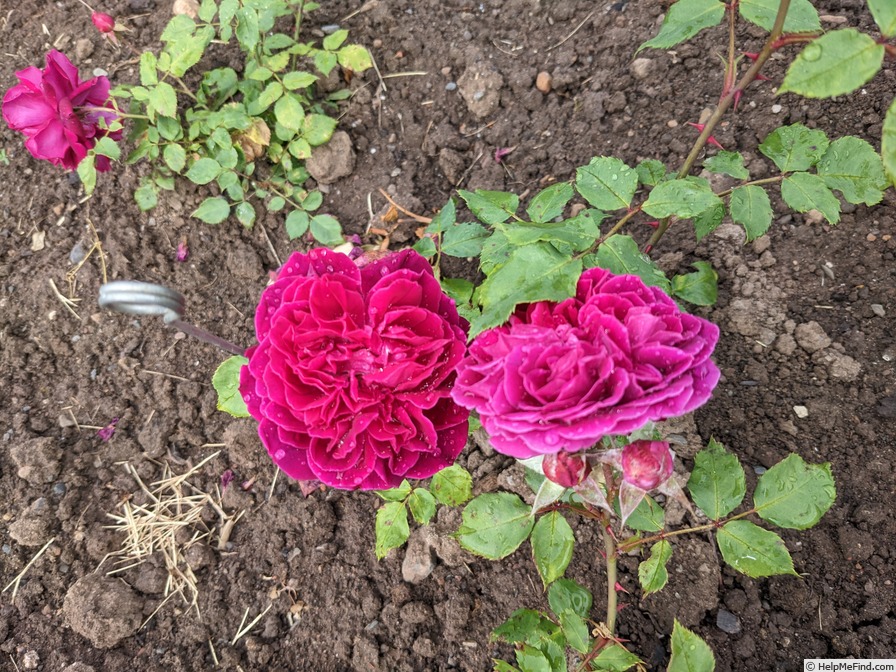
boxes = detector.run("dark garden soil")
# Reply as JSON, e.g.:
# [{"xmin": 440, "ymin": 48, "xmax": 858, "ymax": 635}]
[{"xmin": 1, "ymin": 0, "xmax": 895, "ymax": 670}]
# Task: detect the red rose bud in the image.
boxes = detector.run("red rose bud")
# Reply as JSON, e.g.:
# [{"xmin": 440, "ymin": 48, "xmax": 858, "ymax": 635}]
[
  {"xmin": 92, "ymin": 12, "xmax": 116, "ymax": 33},
  {"xmin": 621, "ymin": 440, "xmax": 673, "ymax": 491},
  {"xmin": 543, "ymin": 452, "xmax": 592, "ymax": 488}
]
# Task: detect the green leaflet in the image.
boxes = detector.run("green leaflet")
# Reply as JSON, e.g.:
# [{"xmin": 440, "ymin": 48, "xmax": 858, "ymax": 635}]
[
  {"xmin": 638, "ymin": 540, "xmax": 672, "ymax": 595},
  {"xmin": 717, "ymin": 520, "xmax": 797, "ymax": 577},
  {"xmin": 375, "ymin": 501, "xmax": 410, "ymax": 559},
  {"xmin": 759, "ymin": 124, "xmax": 829, "ymax": 173},
  {"xmin": 430, "ymin": 465, "xmax": 473, "ymax": 506},
  {"xmin": 472, "ymin": 243, "xmax": 582, "ymax": 337},
  {"xmin": 642, "ymin": 178, "xmax": 722, "ymax": 219},
  {"xmin": 456, "ymin": 493, "xmax": 534, "ymax": 560},
  {"xmin": 729, "ymin": 185, "xmax": 772, "ymax": 241},
  {"xmin": 780, "ymin": 30, "xmax": 884, "ymax": 99},
  {"xmin": 754, "ymin": 454, "xmax": 836, "ymax": 530},
  {"xmin": 638, "ymin": 0, "xmax": 725, "ymax": 52},
  {"xmin": 883, "ymin": 100, "xmax": 896, "ymax": 188},
  {"xmin": 575, "ymin": 157, "xmax": 638, "ymax": 210},
  {"xmin": 668, "ymin": 620, "xmax": 716, "ymax": 672},
  {"xmin": 687, "ymin": 439, "xmax": 746, "ymax": 520},
  {"xmin": 738, "ymin": 0, "xmax": 820, "ymax": 33},
  {"xmin": 593, "ymin": 234, "xmax": 671, "ymax": 293},
  {"xmin": 780, "ymin": 172, "xmax": 840, "ymax": 225},
  {"xmin": 869, "ymin": 0, "xmax": 896, "ymax": 37},
  {"xmin": 704, "ymin": 151, "xmax": 749, "ymax": 180},
  {"xmin": 817, "ymin": 136, "xmax": 889, "ymax": 206},
  {"xmin": 212, "ymin": 356, "xmax": 250, "ymax": 417},
  {"xmin": 530, "ymin": 511, "xmax": 575, "ymax": 587}
]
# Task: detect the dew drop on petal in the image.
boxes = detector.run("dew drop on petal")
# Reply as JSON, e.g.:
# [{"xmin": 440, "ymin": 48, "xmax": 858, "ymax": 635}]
[{"xmin": 274, "ymin": 449, "xmax": 286, "ymax": 461}]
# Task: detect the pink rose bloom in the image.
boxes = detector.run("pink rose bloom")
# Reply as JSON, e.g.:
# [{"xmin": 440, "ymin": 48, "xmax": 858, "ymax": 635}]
[
  {"xmin": 239, "ymin": 248, "xmax": 470, "ymax": 490},
  {"xmin": 2, "ymin": 50, "xmax": 121, "ymax": 171},
  {"xmin": 621, "ymin": 440, "xmax": 674, "ymax": 491},
  {"xmin": 452, "ymin": 267, "xmax": 720, "ymax": 458}
]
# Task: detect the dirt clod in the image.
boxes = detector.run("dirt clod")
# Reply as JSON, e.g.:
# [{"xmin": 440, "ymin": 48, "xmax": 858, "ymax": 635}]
[{"xmin": 63, "ymin": 575, "xmax": 143, "ymax": 649}]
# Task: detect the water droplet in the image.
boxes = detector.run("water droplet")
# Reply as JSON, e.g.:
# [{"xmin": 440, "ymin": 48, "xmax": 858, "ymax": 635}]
[
  {"xmin": 326, "ymin": 265, "xmax": 334, "ymax": 272},
  {"xmin": 274, "ymin": 449, "xmax": 286, "ymax": 461},
  {"xmin": 611, "ymin": 173, "xmax": 618, "ymax": 181},
  {"xmin": 802, "ymin": 42, "xmax": 822, "ymax": 62},
  {"xmin": 380, "ymin": 267, "xmax": 389, "ymax": 276}
]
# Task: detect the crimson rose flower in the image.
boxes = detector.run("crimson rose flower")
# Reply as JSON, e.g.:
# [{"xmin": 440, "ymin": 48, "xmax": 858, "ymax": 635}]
[
  {"xmin": 451, "ymin": 268, "xmax": 720, "ymax": 458},
  {"xmin": 2, "ymin": 50, "xmax": 120, "ymax": 171},
  {"xmin": 239, "ymin": 248, "xmax": 469, "ymax": 490}
]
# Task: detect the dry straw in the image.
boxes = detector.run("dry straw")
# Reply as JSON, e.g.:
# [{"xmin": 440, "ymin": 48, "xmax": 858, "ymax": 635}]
[{"xmin": 103, "ymin": 451, "xmax": 243, "ymax": 624}]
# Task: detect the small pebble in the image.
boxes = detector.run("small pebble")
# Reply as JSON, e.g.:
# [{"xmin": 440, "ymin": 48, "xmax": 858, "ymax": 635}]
[
  {"xmin": 871, "ymin": 304, "xmax": 885, "ymax": 318},
  {"xmin": 535, "ymin": 71, "xmax": 552, "ymax": 93},
  {"xmin": 69, "ymin": 241, "xmax": 86, "ymax": 264},
  {"xmin": 793, "ymin": 405, "xmax": 809, "ymax": 419},
  {"xmin": 445, "ymin": 82, "xmax": 457, "ymax": 91},
  {"xmin": 716, "ymin": 608, "xmax": 742, "ymax": 635},
  {"xmin": 320, "ymin": 24, "xmax": 340, "ymax": 34},
  {"xmin": 667, "ymin": 119, "xmax": 678, "ymax": 128},
  {"xmin": 753, "ymin": 466, "xmax": 767, "ymax": 475},
  {"xmin": 53, "ymin": 482, "xmax": 67, "ymax": 496},
  {"xmin": 867, "ymin": 233, "xmax": 877, "ymax": 242},
  {"xmin": 771, "ymin": 104, "xmax": 782, "ymax": 114}
]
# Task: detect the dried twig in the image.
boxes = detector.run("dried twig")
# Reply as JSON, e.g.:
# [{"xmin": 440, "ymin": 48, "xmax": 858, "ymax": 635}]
[
  {"xmin": 546, "ymin": 9, "xmax": 596, "ymax": 51},
  {"xmin": 232, "ymin": 603, "xmax": 273, "ymax": 645},
  {"xmin": 2, "ymin": 537, "xmax": 56, "ymax": 600},
  {"xmin": 48, "ymin": 279, "xmax": 81, "ymax": 320},
  {"xmin": 376, "ymin": 188, "xmax": 431, "ymax": 223}
]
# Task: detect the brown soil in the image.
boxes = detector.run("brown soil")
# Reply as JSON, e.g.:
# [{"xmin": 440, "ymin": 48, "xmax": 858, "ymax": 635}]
[{"xmin": 1, "ymin": 1, "xmax": 895, "ymax": 670}]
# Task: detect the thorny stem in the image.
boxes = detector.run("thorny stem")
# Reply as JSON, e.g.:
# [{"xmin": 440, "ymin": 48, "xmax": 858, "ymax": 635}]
[
  {"xmin": 82, "ymin": 106, "xmax": 149, "ymax": 120},
  {"xmin": 603, "ymin": 526, "xmax": 619, "ymax": 636},
  {"xmin": 722, "ymin": 0, "xmax": 738, "ymax": 99},
  {"xmin": 715, "ymin": 174, "xmax": 784, "ymax": 198},
  {"xmin": 646, "ymin": 0, "xmax": 794, "ymax": 250},
  {"xmin": 771, "ymin": 33, "xmax": 821, "ymax": 50},
  {"xmin": 171, "ymin": 75, "xmax": 199, "ymax": 102},
  {"xmin": 576, "ymin": 206, "xmax": 643, "ymax": 259},
  {"xmin": 616, "ymin": 508, "xmax": 757, "ymax": 554}
]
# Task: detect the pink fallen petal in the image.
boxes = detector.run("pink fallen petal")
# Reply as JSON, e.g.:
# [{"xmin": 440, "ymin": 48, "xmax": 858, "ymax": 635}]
[{"xmin": 97, "ymin": 417, "xmax": 118, "ymax": 441}]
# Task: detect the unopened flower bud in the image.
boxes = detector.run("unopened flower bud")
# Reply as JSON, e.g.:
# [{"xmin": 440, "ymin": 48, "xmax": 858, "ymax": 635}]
[
  {"xmin": 543, "ymin": 452, "xmax": 591, "ymax": 488},
  {"xmin": 92, "ymin": 12, "xmax": 116, "ymax": 34},
  {"xmin": 621, "ymin": 441, "xmax": 673, "ymax": 491}
]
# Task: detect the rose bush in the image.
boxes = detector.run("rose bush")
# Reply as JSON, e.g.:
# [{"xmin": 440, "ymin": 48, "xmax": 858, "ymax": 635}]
[
  {"xmin": 1, "ymin": 50, "xmax": 120, "ymax": 171},
  {"xmin": 239, "ymin": 248, "xmax": 469, "ymax": 489},
  {"xmin": 452, "ymin": 267, "xmax": 720, "ymax": 458}
]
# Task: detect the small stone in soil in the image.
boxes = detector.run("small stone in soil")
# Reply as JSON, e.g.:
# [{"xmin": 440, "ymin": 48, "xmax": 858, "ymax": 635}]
[
  {"xmin": 871, "ymin": 304, "xmax": 885, "ymax": 317},
  {"xmin": 716, "ymin": 608, "xmax": 742, "ymax": 634},
  {"xmin": 793, "ymin": 405, "xmax": 809, "ymax": 419}
]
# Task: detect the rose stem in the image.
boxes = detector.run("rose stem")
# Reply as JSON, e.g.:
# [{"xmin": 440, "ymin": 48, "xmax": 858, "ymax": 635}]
[
  {"xmin": 603, "ymin": 525, "xmax": 619, "ymax": 636},
  {"xmin": 169, "ymin": 318, "xmax": 246, "ymax": 357},
  {"xmin": 646, "ymin": 0, "xmax": 793, "ymax": 251}
]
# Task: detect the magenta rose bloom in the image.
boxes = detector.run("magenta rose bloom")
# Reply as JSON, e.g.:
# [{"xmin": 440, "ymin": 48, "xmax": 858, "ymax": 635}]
[
  {"xmin": 2, "ymin": 50, "xmax": 121, "ymax": 171},
  {"xmin": 239, "ymin": 248, "xmax": 470, "ymax": 490},
  {"xmin": 451, "ymin": 267, "xmax": 720, "ymax": 458}
]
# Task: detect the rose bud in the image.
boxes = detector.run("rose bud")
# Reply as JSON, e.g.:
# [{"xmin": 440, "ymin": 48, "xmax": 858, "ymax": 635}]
[
  {"xmin": 543, "ymin": 452, "xmax": 592, "ymax": 488},
  {"xmin": 621, "ymin": 440, "xmax": 674, "ymax": 491},
  {"xmin": 91, "ymin": 12, "xmax": 116, "ymax": 33}
]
